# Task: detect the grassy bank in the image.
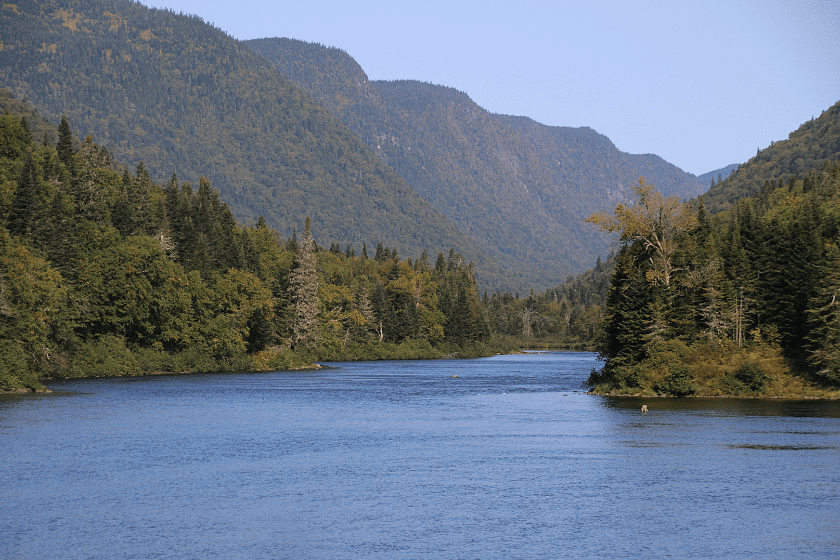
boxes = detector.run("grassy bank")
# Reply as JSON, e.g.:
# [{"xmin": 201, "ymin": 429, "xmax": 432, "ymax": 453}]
[
  {"xmin": 2, "ymin": 335, "xmax": 523, "ymax": 393},
  {"xmin": 588, "ymin": 339, "xmax": 840, "ymax": 399}
]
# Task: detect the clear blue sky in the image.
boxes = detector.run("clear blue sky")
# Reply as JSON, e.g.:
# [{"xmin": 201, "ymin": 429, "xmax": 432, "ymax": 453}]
[{"xmin": 145, "ymin": 0, "xmax": 839, "ymax": 177}]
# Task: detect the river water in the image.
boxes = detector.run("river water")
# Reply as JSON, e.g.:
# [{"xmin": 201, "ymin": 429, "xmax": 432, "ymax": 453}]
[{"xmin": 1, "ymin": 352, "xmax": 839, "ymax": 559}]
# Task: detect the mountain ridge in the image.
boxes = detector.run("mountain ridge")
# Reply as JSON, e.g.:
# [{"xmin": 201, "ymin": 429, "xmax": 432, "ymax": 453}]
[
  {"xmin": 702, "ymin": 100, "xmax": 840, "ymax": 213},
  {"xmin": 0, "ymin": 0, "xmax": 517, "ymax": 288},
  {"xmin": 245, "ymin": 37, "xmax": 708, "ymax": 286},
  {"xmin": 2, "ymin": 2, "xmax": 708, "ymax": 291}
]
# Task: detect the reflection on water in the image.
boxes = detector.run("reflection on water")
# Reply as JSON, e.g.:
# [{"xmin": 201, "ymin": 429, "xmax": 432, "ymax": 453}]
[{"xmin": 1, "ymin": 352, "xmax": 839, "ymax": 559}]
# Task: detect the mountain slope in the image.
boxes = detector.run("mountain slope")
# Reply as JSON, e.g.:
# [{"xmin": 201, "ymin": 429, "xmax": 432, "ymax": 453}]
[
  {"xmin": 702, "ymin": 100, "xmax": 840, "ymax": 213},
  {"xmin": 246, "ymin": 38, "xmax": 708, "ymax": 288},
  {"xmin": 0, "ymin": 0, "xmax": 512, "ymax": 287},
  {"xmin": 696, "ymin": 164, "xmax": 739, "ymax": 189}
]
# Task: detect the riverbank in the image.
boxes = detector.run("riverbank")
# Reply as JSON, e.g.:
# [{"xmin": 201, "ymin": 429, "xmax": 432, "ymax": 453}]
[
  {"xmin": 587, "ymin": 341, "xmax": 840, "ymax": 400},
  {"xmin": 2, "ymin": 337, "xmax": 518, "ymax": 394}
]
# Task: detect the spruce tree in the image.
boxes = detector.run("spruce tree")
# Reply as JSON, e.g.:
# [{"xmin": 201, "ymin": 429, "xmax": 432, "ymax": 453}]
[
  {"xmin": 9, "ymin": 152, "xmax": 38, "ymax": 238},
  {"xmin": 19, "ymin": 116, "xmax": 32, "ymax": 145},
  {"xmin": 56, "ymin": 115, "xmax": 74, "ymax": 176}
]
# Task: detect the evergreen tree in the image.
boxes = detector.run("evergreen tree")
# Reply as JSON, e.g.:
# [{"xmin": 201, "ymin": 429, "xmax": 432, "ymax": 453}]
[
  {"xmin": 56, "ymin": 115, "xmax": 74, "ymax": 175},
  {"xmin": 19, "ymin": 116, "xmax": 32, "ymax": 146},
  {"xmin": 415, "ymin": 248, "xmax": 431, "ymax": 273},
  {"xmin": 807, "ymin": 240, "xmax": 840, "ymax": 382},
  {"xmin": 371, "ymin": 282, "xmax": 397, "ymax": 341},
  {"xmin": 289, "ymin": 217, "xmax": 319, "ymax": 348},
  {"xmin": 9, "ymin": 152, "xmax": 38, "ymax": 237}
]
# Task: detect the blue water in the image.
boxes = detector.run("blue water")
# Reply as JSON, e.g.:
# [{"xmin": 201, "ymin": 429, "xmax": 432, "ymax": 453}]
[{"xmin": 1, "ymin": 352, "xmax": 839, "ymax": 559}]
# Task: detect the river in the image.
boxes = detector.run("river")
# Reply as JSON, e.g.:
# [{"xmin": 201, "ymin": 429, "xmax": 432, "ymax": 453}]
[{"xmin": 1, "ymin": 352, "xmax": 838, "ymax": 559}]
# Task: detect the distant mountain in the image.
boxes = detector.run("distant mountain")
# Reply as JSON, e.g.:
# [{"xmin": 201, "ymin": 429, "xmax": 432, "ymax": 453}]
[
  {"xmin": 0, "ymin": 1, "xmax": 709, "ymax": 291},
  {"xmin": 696, "ymin": 164, "xmax": 739, "ymax": 189},
  {"xmin": 0, "ymin": 0, "xmax": 516, "ymax": 287},
  {"xmin": 702, "ymin": 100, "xmax": 840, "ymax": 213},
  {"xmin": 245, "ymin": 38, "xmax": 708, "ymax": 290}
]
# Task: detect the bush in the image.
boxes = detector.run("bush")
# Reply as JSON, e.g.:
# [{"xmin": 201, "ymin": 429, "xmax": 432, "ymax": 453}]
[
  {"xmin": 133, "ymin": 347, "xmax": 171, "ymax": 374},
  {"xmin": 0, "ymin": 341, "xmax": 42, "ymax": 391},
  {"xmin": 662, "ymin": 364, "xmax": 696, "ymax": 397},
  {"xmin": 732, "ymin": 361, "xmax": 769, "ymax": 393},
  {"xmin": 67, "ymin": 335, "xmax": 139, "ymax": 378}
]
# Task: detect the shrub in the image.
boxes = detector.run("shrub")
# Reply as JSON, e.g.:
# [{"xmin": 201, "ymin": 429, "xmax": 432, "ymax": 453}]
[
  {"xmin": 68, "ymin": 335, "xmax": 139, "ymax": 378},
  {"xmin": 733, "ymin": 361, "xmax": 769, "ymax": 393},
  {"xmin": 0, "ymin": 341, "xmax": 42, "ymax": 390},
  {"xmin": 663, "ymin": 364, "xmax": 696, "ymax": 397}
]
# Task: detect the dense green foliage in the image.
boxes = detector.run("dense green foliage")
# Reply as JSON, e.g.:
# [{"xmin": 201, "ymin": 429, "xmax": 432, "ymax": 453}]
[
  {"xmin": 0, "ymin": 115, "xmax": 491, "ymax": 391},
  {"xmin": 246, "ymin": 38, "xmax": 708, "ymax": 291},
  {"xmin": 589, "ymin": 169, "xmax": 840, "ymax": 395},
  {"xmin": 486, "ymin": 255, "xmax": 614, "ymax": 347},
  {"xmin": 0, "ymin": 0, "xmax": 511, "ymax": 289}
]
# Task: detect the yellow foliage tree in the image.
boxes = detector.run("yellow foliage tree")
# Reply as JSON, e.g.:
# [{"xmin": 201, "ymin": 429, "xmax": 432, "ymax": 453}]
[{"xmin": 587, "ymin": 178, "xmax": 697, "ymax": 288}]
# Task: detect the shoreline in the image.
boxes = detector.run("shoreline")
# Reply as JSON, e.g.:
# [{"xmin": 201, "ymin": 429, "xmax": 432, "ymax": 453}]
[{"xmin": 587, "ymin": 390, "xmax": 840, "ymax": 400}]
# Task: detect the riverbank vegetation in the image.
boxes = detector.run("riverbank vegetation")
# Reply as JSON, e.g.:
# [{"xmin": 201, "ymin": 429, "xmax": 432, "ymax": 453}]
[
  {"xmin": 585, "ymin": 100, "xmax": 840, "ymax": 398},
  {"xmin": 586, "ymin": 168, "xmax": 840, "ymax": 398},
  {"xmin": 3, "ymin": 100, "xmax": 838, "ymax": 399},
  {"xmin": 1, "ymin": 114, "xmax": 500, "ymax": 391}
]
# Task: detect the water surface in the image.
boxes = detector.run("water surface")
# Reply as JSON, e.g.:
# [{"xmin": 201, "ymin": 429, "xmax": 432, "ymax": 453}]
[{"xmin": 2, "ymin": 352, "xmax": 838, "ymax": 559}]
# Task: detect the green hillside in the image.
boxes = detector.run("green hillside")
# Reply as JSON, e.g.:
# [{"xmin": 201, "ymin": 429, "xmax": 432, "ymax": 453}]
[
  {"xmin": 246, "ymin": 38, "xmax": 708, "ymax": 290},
  {"xmin": 703, "ymin": 100, "xmax": 840, "ymax": 213},
  {"xmin": 0, "ymin": 0, "xmax": 512, "ymax": 288}
]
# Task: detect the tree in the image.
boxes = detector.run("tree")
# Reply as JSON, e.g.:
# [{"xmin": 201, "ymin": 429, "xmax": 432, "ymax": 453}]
[
  {"xmin": 0, "ymin": 229, "xmax": 67, "ymax": 383},
  {"xmin": 9, "ymin": 152, "xmax": 38, "ymax": 237},
  {"xmin": 587, "ymin": 178, "xmax": 697, "ymax": 288},
  {"xmin": 289, "ymin": 217, "xmax": 319, "ymax": 349},
  {"xmin": 56, "ymin": 115, "xmax": 75, "ymax": 175},
  {"xmin": 807, "ymin": 241, "xmax": 840, "ymax": 382}
]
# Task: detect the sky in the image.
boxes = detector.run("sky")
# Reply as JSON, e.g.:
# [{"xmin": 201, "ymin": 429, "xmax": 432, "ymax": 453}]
[{"xmin": 145, "ymin": 0, "xmax": 840, "ymax": 177}]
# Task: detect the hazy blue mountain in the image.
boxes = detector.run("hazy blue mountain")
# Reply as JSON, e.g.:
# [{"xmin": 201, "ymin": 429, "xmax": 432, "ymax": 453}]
[{"xmin": 696, "ymin": 164, "xmax": 739, "ymax": 189}]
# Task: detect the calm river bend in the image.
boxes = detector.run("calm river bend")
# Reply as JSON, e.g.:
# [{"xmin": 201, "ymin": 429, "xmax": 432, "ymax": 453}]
[{"xmin": 2, "ymin": 352, "xmax": 839, "ymax": 559}]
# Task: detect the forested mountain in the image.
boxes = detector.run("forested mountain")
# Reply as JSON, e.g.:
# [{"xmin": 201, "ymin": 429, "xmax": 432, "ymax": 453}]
[
  {"xmin": 245, "ymin": 38, "xmax": 708, "ymax": 289},
  {"xmin": 703, "ymin": 100, "xmax": 840, "ymax": 213},
  {"xmin": 0, "ymin": 0, "xmax": 513, "ymax": 288}
]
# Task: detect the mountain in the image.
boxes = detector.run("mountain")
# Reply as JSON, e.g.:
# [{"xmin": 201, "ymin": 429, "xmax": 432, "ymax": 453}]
[
  {"xmin": 696, "ymin": 164, "xmax": 739, "ymax": 189},
  {"xmin": 702, "ymin": 100, "xmax": 840, "ymax": 213},
  {"xmin": 245, "ymin": 38, "xmax": 708, "ymax": 289},
  {"xmin": 0, "ymin": 1, "xmax": 707, "ymax": 292},
  {"xmin": 0, "ymin": 0, "xmax": 514, "ymax": 288}
]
